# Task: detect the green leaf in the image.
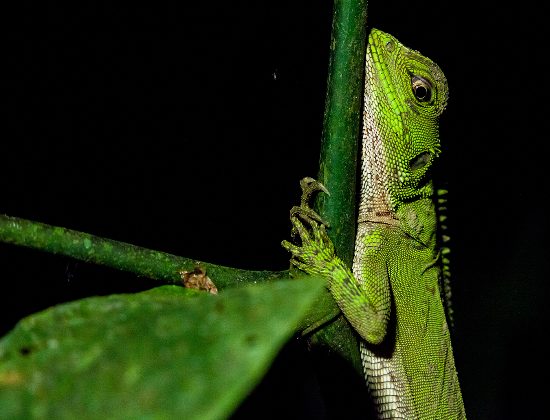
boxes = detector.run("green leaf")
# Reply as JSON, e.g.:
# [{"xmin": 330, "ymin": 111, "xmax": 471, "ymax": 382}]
[{"xmin": 0, "ymin": 278, "xmax": 325, "ymax": 420}]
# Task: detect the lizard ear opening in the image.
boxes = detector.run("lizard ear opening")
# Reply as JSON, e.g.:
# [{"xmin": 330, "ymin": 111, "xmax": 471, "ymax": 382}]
[{"xmin": 409, "ymin": 151, "xmax": 431, "ymax": 171}]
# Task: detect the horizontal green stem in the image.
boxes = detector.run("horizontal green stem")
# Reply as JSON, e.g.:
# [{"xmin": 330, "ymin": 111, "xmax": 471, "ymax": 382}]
[{"xmin": 0, "ymin": 214, "xmax": 288, "ymax": 290}]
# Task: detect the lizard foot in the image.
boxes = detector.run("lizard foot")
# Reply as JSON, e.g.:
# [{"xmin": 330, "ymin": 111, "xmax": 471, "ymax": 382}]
[
  {"xmin": 282, "ymin": 177, "xmax": 336, "ymax": 277},
  {"xmin": 282, "ymin": 214, "xmax": 336, "ymax": 277}
]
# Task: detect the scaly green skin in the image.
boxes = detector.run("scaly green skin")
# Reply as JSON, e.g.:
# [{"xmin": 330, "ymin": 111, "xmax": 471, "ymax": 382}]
[{"xmin": 282, "ymin": 29, "xmax": 465, "ymax": 419}]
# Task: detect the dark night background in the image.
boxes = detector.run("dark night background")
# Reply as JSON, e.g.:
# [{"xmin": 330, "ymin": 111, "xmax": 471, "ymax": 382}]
[{"xmin": 3, "ymin": 2, "xmax": 547, "ymax": 419}]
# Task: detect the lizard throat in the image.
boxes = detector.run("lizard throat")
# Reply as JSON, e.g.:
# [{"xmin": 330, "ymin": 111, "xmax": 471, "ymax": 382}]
[{"xmin": 357, "ymin": 42, "xmax": 397, "ymax": 226}]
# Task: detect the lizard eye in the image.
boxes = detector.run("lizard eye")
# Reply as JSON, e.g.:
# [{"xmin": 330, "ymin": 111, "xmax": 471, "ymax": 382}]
[
  {"xmin": 409, "ymin": 151, "xmax": 431, "ymax": 171},
  {"xmin": 411, "ymin": 76, "xmax": 432, "ymax": 102}
]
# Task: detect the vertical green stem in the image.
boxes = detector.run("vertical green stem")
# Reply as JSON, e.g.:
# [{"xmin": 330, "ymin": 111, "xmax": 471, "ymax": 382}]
[
  {"xmin": 316, "ymin": 0, "xmax": 367, "ymax": 268},
  {"xmin": 307, "ymin": 1, "xmax": 372, "ymax": 418}
]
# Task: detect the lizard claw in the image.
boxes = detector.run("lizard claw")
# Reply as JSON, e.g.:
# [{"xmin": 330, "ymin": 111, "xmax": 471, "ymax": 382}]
[
  {"xmin": 300, "ymin": 177, "xmax": 330, "ymax": 206},
  {"xmin": 290, "ymin": 177, "xmax": 330, "ymax": 230}
]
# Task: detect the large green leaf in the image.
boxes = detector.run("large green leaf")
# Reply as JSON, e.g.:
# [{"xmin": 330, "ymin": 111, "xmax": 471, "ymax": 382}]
[{"xmin": 0, "ymin": 278, "xmax": 326, "ymax": 420}]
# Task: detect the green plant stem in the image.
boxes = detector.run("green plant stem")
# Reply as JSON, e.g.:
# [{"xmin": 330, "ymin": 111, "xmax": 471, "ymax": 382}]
[
  {"xmin": 0, "ymin": 214, "xmax": 287, "ymax": 289},
  {"xmin": 306, "ymin": 0, "xmax": 371, "ymax": 418}
]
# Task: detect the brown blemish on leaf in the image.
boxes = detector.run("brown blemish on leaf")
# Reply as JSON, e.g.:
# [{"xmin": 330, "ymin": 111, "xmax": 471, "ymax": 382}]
[{"xmin": 0, "ymin": 370, "xmax": 24, "ymax": 386}]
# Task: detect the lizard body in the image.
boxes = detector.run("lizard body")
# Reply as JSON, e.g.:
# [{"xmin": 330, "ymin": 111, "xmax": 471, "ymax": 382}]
[{"xmin": 283, "ymin": 29, "xmax": 465, "ymax": 419}]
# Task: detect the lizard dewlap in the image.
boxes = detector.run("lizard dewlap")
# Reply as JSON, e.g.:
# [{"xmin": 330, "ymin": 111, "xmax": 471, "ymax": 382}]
[{"xmin": 282, "ymin": 28, "xmax": 465, "ymax": 419}]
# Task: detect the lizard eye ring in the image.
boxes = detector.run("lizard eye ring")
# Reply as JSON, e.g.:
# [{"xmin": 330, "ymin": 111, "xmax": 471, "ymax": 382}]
[{"xmin": 411, "ymin": 76, "xmax": 432, "ymax": 102}]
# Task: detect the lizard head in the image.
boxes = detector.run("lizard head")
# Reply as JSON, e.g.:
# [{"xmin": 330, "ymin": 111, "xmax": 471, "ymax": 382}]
[{"xmin": 359, "ymin": 28, "xmax": 449, "ymax": 220}]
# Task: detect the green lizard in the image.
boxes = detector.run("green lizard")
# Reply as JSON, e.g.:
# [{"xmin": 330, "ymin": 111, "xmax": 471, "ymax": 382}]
[{"xmin": 282, "ymin": 29, "xmax": 465, "ymax": 419}]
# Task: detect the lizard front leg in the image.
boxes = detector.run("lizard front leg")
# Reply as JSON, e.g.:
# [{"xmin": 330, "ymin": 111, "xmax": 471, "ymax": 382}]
[{"xmin": 282, "ymin": 178, "xmax": 391, "ymax": 344}]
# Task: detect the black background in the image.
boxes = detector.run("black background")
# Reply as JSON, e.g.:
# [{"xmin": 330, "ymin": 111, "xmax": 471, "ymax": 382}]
[{"xmin": 3, "ymin": 2, "xmax": 547, "ymax": 419}]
